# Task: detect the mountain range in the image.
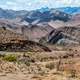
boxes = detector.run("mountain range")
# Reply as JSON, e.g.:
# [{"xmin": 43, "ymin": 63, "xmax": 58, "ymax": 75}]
[
  {"xmin": 0, "ymin": 7, "xmax": 79, "ymax": 47},
  {"xmin": 0, "ymin": 7, "xmax": 79, "ymax": 24},
  {"xmin": 57, "ymin": 7, "xmax": 80, "ymax": 14},
  {"xmin": 0, "ymin": 7, "xmax": 72, "ymax": 22}
]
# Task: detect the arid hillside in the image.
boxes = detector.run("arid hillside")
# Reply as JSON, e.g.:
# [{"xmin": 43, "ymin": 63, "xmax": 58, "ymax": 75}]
[
  {"xmin": 0, "ymin": 27, "xmax": 51, "ymax": 52},
  {"xmin": 0, "ymin": 19, "xmax": 54, "ymax": 42},
  {"xmin": 40, "ymin": 26, "xmax": 80, "ymax": 45}
]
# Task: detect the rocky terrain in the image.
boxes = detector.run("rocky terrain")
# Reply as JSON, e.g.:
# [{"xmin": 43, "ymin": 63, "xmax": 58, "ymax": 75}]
[
  {"xmin": 0, "ymin": 7, "xmax": 79, "ymax": 44},
  {"xmin": 0, "ymin": 7, "xmax": 79, "ymax": 80},
  {"xmin": 0, "ymin": 46, "xmax": 80, "ymax": 80},
  {"xmin": 40, "ymin": 26, "xmax": 80, "ymax": 45},
  {"xmin": 0, "ymin": 27, "xmax": 51, "ymax": 52},
  {"xmin": 0, "ymin": 7, "xmax": 72, "ymax": 43}
]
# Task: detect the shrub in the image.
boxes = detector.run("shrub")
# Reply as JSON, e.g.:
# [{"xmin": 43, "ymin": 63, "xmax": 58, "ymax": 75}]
[
  {"xmin": 70, "ymin": 69, "xmax": 77, "ymax": 78},
  {"xmin": 25, "ymin": 61, "xmax": 30, "ymax": 66},
  {"xmin": 45, "ymin": 62, "xmax": 55, "ymax": 70},
  {"xmin": 3, "ymin": 54, "xmax": 17, "ymax": 62}
]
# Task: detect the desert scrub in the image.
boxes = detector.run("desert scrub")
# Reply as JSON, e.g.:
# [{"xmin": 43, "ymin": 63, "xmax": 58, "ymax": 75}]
[
  {"xmin": 45, "ymin": 62, "xmax": 55, "ymax": 70},
  {"xmin": 24, "ymin": 61, "xmax": 30, "ymax": 66},
  {"xmin": 2, "ymin": 54, "xmax": 17, "ymax": 62},
  {"xmin": 69, "ymin": 69, "xmax": 77, "ymax": 78},
  {"xmin": 0, "ymin": 54, "xmax": 5, "ymax": 58}
]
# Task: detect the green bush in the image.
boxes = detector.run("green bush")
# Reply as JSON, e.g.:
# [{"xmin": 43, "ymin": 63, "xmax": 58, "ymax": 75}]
[{"xmin": 3, "ymin": 54, "xmax": 17, "ymax": 62}]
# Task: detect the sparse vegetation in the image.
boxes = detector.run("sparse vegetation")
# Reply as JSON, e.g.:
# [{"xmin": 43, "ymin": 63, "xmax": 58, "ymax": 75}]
[
  {"xmin": 24, "ymin": 61, "xmax": 30, "ymax": 66},
  {"xmin": 2, "ymin": 54, "xmax": 17, "ymax": 62},
  {"xmin": 0, "ymin": 46, "xmax": 79, "ymax": 80},
  {"xmin": 45, "ymin": 62, "xmax": 55, "ymax": 70},
  {"xmin": 69, "ymin": 69, "xmax": 77, "ymax": 78}
]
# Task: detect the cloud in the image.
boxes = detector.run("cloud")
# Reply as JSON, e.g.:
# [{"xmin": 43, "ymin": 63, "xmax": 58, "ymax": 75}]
[
  {"xmin": 0, "ymin": 0, "xmax": 80, "ymax": 10},
  {"xmin": 56, "ymin": 0, "xmax": 80, "ymax": 7}
]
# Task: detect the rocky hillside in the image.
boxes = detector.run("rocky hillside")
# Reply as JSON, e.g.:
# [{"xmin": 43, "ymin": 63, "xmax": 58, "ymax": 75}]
[
  {"xmin": 0, "ymin": 27, "xmax": 26, "ymax": 43},
  {"xmin": 0, "ymin": 7, "xmax": 79, "ymax": 47},
  {"xmin": 40, "ymin": 26, "xmax": 80, "ymax": 46},
  {"xmin": 21, "ymin": 24, "xmax": 53, "ymax": 42},
  {"xmin": 0, "ymin": 27, "xmax": 51, "ymax": 52},
  {"xmin": 0, "ymin": 19, "xmax": 54, "ymax": 42}
]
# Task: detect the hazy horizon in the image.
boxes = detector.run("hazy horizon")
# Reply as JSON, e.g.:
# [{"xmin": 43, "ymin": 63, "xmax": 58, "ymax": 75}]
[{"xmin": 0, "ymin": 0, "xmax": 80, "ymax": 10}]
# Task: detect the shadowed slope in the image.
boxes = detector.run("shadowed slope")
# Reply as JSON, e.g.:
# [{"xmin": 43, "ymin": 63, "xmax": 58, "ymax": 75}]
[{"xmin": 0, "ymin": 27, "xmax": 51, "ymax": 52}]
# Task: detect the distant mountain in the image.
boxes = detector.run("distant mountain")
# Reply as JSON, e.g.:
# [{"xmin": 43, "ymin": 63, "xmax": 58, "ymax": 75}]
[
  {"xmin": 57, "ymin": 7, "xmax": 80, "ymax": 14},
  {"xmin": 0, "ymin": 7, "xmax": 71, "ymax": 23},
  {"xmin": 0, "ymin": 8, "xmax": 28, "ymax": 19},
  {"xmin": 0, "ymin": 7, "xmax": 79, "ymax": 22},
  {"xmin": 22, "ymin": 8, "xmax": 71, "ymax": 23}
]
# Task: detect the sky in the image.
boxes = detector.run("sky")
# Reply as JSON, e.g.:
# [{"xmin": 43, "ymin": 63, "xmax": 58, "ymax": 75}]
[{"xmin": 0, "ymin": 0, "xmax": 80, "ymax": 10}]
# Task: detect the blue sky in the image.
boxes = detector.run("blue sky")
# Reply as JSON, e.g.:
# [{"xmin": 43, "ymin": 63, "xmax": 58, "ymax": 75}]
[{"xmin": 0, "ymin": 0, "xmax": 80, "ymax": 10}]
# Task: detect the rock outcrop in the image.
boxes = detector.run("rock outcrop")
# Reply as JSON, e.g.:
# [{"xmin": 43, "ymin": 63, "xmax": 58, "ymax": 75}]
[{"xmin": 40, "ymin": 26, "xmax": 80, "ymax": 46}]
